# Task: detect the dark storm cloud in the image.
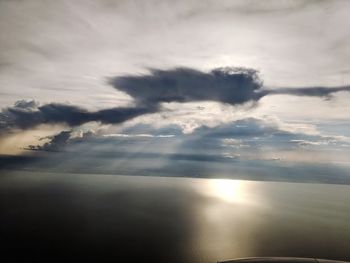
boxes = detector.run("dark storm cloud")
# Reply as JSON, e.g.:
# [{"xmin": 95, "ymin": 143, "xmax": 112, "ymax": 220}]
[
  {"xmin": 26, "ymin": 130, "xmax": 72, "ymax": 152},
  {"xmin": 0, "ymin": 67, "xmax": 265, "ymax": 133},
  {"xmin": 1, "ymin": 67, "xmax": 350, "ymax": 133},
  {"xmin": 267, "ymin": 85, "xmax": 350, "ymax": 98},
  {"xmin": 110, "ymin": 67, "xmax": 350, "ymax": 105},
  {"xmin": 109, "ymin": 67, "xmax": 264, "ymax": 106},
  {"xmin": 26, "ymin": 130, "xmax": 98, "ymax": 152},
  {"xmin": 0, "ymin": 100, "xmax": 156, "ymax": 132}
]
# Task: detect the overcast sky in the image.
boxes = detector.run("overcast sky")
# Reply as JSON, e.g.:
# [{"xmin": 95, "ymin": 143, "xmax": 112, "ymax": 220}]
[{"xmin": 0, "ymin": 0, "xmax": 350, "ymax": 180}]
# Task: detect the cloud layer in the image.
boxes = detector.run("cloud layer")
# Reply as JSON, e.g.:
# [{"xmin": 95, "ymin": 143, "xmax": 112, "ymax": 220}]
[
  {"xmin": 110, "ymin": 67, "xmax": 264, "ymax": 106},
  {"xmin": 2, "ymin": 117, "xmax": 350, "ymax": 184},
  {"xmin": 112, "ymin": 67, "xmax": 350, "ymax": 103},
  {"xmin": 267, "ymin": 85, "xmax": 350, "ymax": 98},
  {"xmin": 0, "ymin": 100, "xmax": 155, "ymax": 132},
  {"xmin": 1, "ymin": 67, "xmax": 350, "ymax": 133}
]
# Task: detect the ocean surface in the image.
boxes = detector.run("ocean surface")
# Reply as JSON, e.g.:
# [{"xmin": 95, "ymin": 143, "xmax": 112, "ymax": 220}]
[{"xmin": 1, "ymin": 171, "xmax": 350, "ymax": 263}]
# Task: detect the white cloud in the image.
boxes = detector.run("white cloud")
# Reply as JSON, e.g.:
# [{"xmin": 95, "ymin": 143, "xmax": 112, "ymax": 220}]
[
  {"xmin": 1, "ymin": 0, "xmax": 350, "ymax": 156},
  {"xmin": 1, "ymin": 0, "xmax": 350, "ymax": 107}
]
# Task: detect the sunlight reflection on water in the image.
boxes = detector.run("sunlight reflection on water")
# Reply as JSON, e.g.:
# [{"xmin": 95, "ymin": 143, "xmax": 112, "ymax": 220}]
[
  {"xmin": 207, "ymin": 179, "xmax": 245, "ymax": 203},
  {"xmin": 1, "ymin": 171, "xmax": 350, "ymax": 263}
]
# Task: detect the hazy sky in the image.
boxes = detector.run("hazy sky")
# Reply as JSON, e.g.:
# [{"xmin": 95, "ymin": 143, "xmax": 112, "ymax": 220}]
[{"xmin": 1, "ymin": 0, "xmax": 350, "ymax": 180}]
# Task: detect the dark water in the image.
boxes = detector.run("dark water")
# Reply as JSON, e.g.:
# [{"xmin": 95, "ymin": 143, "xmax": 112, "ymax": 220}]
[{"xmin": 1, "ymin": 171, "xmax": 350, "ymax": 263}]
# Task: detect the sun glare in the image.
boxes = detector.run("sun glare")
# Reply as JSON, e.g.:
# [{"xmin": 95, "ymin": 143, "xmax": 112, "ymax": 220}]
[{"xmin": 208, "ymin": 179, "xmax": 245, "ymax": 203}]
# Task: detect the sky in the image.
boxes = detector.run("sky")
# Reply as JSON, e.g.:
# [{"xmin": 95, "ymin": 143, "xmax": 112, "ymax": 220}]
[{"xmin": 1, "ymin": 0, "xmax": 350, "ymax": 183}]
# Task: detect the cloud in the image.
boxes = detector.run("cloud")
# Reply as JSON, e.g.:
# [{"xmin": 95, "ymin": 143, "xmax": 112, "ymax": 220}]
[
  {"xmin": 110, "ymin": 66, "xmax": 350, "ymax": 106},
  {"xmin": 26, "ymin": 130, "xmax": 72, "ymax": 152},
  {"xmin": 29, "ymin": 131, "xmax": 176, "ymax": 152},
  {"xmin": 193, "ymin": 118, "xmax": 281, "ymax": 138},
  {"xmin": 266, "ymin": 85, "xmax": 350, "ymax": 98},
  {"xmin": 13, "ymin": 100, "xmax": 39, "ymax": 109},
  {"xmin": 192, "ymin": 118, "xmax": 350, "ymax": 149},
  {"xmin": 103, "ymin": 134, "xmax": 175, "ymax": 138},
  {"xmin": 0, "ymin": 100, "xmax": 156, "ymax": 132},
  {"xmin": 1, "ymin": 67, "xmax": 350, "ymax": 134},
  {"xmin": 24, "ymin": 117, "xmax": 347, "ymax": 154},
  {"xmin": 109, "ymin": 67, "xmax": 264, "ymax": 106},
  {"xmin": 1, "ymin": 116, "xmax": 347, "ymax": 184}
]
